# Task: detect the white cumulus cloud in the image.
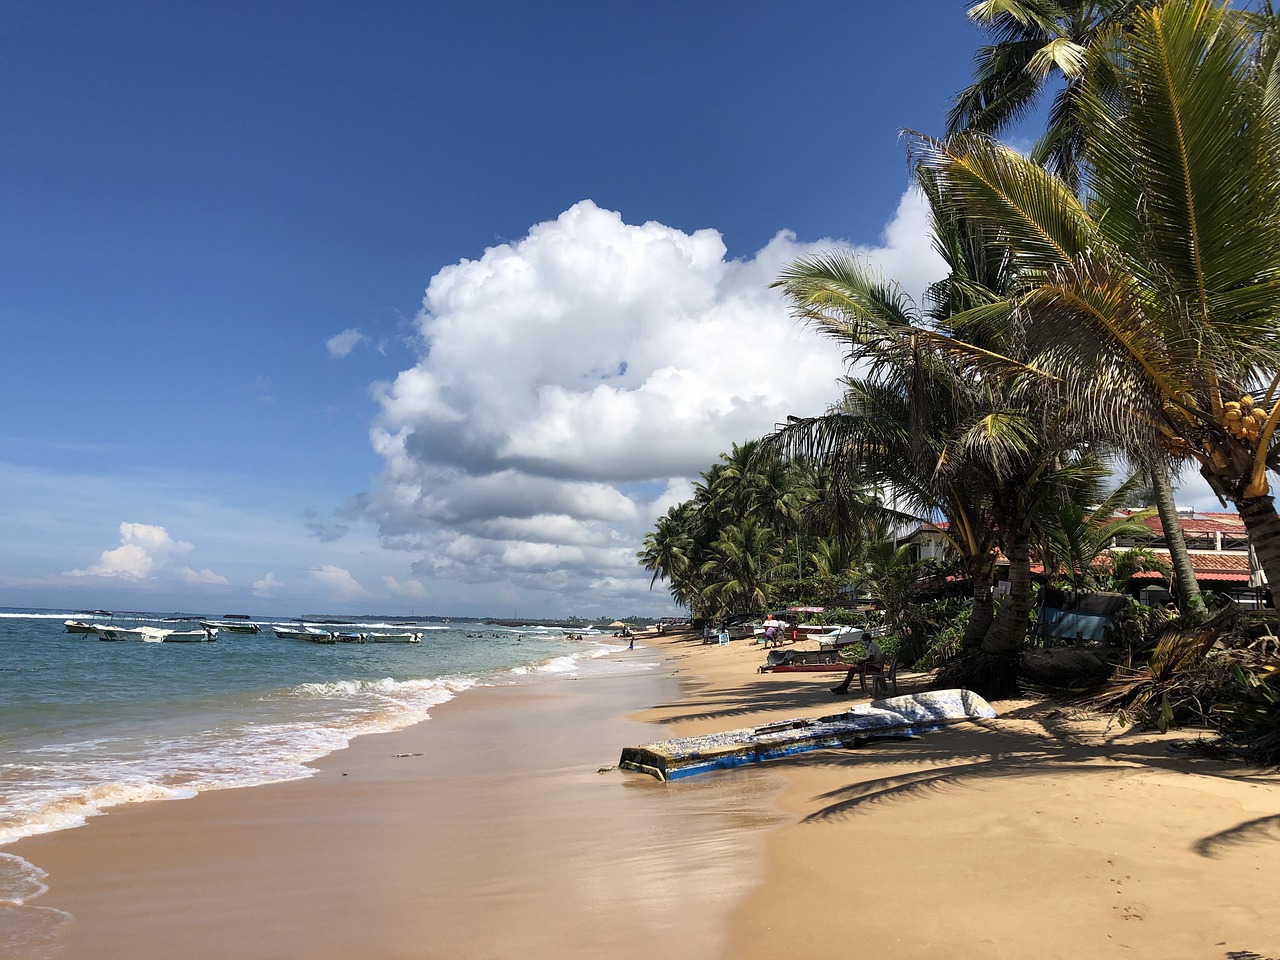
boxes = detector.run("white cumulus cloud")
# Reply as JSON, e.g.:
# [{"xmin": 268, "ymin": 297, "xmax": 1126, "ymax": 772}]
[
  {"xmin": 383, "ymin": 575, "xmax": 429, "ymax": 600},
  {"xmin": 360, "ymin": 194, "xmax": 946, "ymax": 611},
  {"xmin": 68, "ymin": 522, "xmax": 195, "ymax": 580},
  {"xmin": 311, "ymin": 564, "xmax": 369, "ymax": 601},
  {"xmin": 177, "ymin": 566, "xmax": 230, "ymax": 586},
  {"xmin": 252, "ymin": 572, "xmax": 282, "ymax": 597}
]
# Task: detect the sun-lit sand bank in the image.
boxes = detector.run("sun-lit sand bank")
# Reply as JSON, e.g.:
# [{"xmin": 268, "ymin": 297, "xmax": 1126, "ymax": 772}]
[
  {"xmin": 10, "ymin": 628, "xmax": 1280, "ymax": 960},
  {"xmin": 640, "ymin": 629, "xmax": 1280, "ymax": 960}
]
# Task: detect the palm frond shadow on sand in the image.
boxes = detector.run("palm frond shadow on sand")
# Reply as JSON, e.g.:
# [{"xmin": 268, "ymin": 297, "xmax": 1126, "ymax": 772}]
[
  {"xmin": 1193, "ymin": 814, "xmax": 1280, "ymax": 859},
  {"xmin": 642, "ymin": 665, "xmax": 1280, "ymax": 858},
  {"xmin": 782, "ymin": 712, "xmax": 1278, "ymax": 862}
]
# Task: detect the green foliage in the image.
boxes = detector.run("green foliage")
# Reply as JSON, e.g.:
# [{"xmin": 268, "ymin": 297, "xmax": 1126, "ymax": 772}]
[
  {"xmin": 767, "ymin": 574, "xmax": 857, "ymax": 611},
  {"xmin": 1085, "ymin": 607, "xmax": 1237, "ymax": 731},
  {"xmin": 1213, "ymin": 662, "xmax": 1280, "ymax": 765},
  {"xmin": 911, "ymin": 601, "xmax": 973, "ymax": 670}
]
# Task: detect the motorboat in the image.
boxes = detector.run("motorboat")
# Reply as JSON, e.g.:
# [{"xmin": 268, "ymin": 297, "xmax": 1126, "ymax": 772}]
[
  {"xmin": 92, "ymin": 625, "xmax": 169, "ymax": 643},
  {"xmin": 65, "ymin": 610, "xmax": 114, "ymax": 633},
  {"xmin": 272, "ymin": 626, "xmax": 336, "ymax": 643},
  {"xmin": 361, "ymin": 631, "xmax": 423, "ymax": 643},
  {"xmin": 162, "ymin": 628, "xmax": 217, "ymax": 642},
  {"xmin": 200, "ymin": 616, "xmax": 260, "ymax": 634}
]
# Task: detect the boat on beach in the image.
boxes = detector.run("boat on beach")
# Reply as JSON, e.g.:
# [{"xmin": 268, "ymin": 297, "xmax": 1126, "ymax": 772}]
[{"xmin": 619, "ymin": 689, "xmax": 998, "ymax": 781}]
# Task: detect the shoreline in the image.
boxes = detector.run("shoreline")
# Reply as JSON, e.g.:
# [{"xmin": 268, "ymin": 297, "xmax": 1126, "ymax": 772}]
[
  {"xmin": 6, "ymin": 629, "xmax": 1280, "ymax": 959},
  {"xmin": 4, "ymin": 644, "xmax": 782, "ymax": 960}
]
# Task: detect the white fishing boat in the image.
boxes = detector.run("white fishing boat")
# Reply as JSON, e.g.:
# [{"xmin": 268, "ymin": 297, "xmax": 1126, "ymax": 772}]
[
  {"xmin": 65, "ymin": 610, "xmax": 114, "ymax": 633},
  {"xmin": 162, "ymin": 628, "xmax": 217, "ymax": 642},
  {"xmin": 92, "ymin": 625, "xmax": 171, "ymax": 643},
  {"xmin": 200, "ymin": 616, "xmax": 260, "ymax": 634},
  {"xmin": 272, "ymin": 626, "xmax": 336, "ymax": 643},
  {"xmin": 361, "ymin": 631, "xmax": 423, "ymax": 643}
]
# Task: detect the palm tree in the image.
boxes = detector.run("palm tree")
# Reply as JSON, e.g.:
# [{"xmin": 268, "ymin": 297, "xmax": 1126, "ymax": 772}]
[
  {"xmin": 1035, "ymin": 476, "xmax": 1157, "ymax": 592},
  {"xmin": 1106, "ymin": 546, "xmax": 1171, "ymax": 589},
  {"xmin": 698, "ymin": 517, "xmax": 788, "ymax": 618},
  {"xmin": 919, "ymin": 0, "xmax": 1280, "ymax": 595},
  {"xmin": 949, "ymin": 0, "xmax": 1152, "ymax": 189},
  {"xmin": 636, "ymin": 502, "xmax": 700, "ymax": 612},
  {"xmin": 771, "ymin": 158, "xmax": 1110, "ymax": 655},
  {"xmin": 953, "ymin": 0, "xmax": 1209, "ymax": 613}
]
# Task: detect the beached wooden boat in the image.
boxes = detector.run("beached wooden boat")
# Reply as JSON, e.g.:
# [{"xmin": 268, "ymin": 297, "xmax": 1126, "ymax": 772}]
[
  {"xmin": 758, "ymin": 648, "xmax": 848, "ymax": 672},
  {"xmin": 618, "ymin": 689, "xmax": 997, "ymax": 781},
  {"xmin": 767, "ymin": 661, "xmax": 859, "ymax": 673}
]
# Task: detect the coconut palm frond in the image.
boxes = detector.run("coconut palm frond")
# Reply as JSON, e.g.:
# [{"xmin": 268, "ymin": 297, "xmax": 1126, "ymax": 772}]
[{"xmin": 913, "ymin": 132, "xmax": 1099, "ymax": 280}]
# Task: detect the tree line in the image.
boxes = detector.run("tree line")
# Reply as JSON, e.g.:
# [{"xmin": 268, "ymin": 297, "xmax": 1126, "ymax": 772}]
[{"xmin": 639, "ymin": 0, "xmax": 1280, "ymax": 673}]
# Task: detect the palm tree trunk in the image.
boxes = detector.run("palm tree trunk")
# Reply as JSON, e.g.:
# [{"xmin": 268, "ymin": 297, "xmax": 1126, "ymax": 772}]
[
  {"xmin": 983, "ymin": 532, "xmax": 1033, "ymax": 654},
  {"xmin": 1150, "ymin": 465, "xmax": 1203, "ymax": 613},
  {"xmin": 1237, "ymin": 495, "xmax": 1280, "ymax": 601},
  {"xmin": 962, "ymin": 559, "xmax": 995, "ymax": 649}
]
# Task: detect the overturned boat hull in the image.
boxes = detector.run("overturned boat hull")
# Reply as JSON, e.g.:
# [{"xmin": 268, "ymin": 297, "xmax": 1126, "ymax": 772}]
[{"xmin": 618, "ymin": 689, "xmax": 996, "ymax": 781}]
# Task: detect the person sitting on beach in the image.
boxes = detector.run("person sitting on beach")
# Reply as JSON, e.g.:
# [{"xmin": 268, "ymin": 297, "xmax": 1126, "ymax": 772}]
[{"xmin": 830, "ymin": 637, "xmax": 885, "ymax": 695}]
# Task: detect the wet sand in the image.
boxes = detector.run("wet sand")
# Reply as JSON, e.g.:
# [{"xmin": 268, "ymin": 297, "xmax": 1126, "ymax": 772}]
[
  {"xmin": 8, "ymin": 631, "xmax": 1280, "ymax": 959},
  {"xmin": 9, "ymin": 651, "xmax": 781, "ymax": 960}
]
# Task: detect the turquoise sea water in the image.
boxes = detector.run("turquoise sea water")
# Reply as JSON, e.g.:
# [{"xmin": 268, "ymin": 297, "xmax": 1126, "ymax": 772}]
[{"xmin": 0, "ymin": 607, "xmax": 634, "ymax": 906}]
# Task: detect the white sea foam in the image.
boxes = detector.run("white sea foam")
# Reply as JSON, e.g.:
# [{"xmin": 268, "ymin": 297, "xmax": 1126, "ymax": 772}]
[
  {"xmin": 0, "ymin": 611, "xmax": 646, "ymax": 855},
  {"xmin": 0, "ymin": 853, "xmax": 48, "ymax": 906},
  {"xmin": 0, "ymin": 675, "xmax": 478, "ymax": 848}
]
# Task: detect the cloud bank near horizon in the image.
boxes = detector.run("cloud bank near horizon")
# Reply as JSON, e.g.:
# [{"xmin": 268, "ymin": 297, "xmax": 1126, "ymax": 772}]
[{"xmin": 358, "ymin": 193, "xmax": 947, "ymax": 611}]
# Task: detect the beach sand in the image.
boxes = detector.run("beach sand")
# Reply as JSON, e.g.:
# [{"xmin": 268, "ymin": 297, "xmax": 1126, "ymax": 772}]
[{"xmin": 9, "ymin": 631, "xmax": 1280, "ymax": 959}]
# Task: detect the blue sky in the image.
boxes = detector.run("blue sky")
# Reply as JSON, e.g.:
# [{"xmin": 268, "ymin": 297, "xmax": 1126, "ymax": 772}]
[{"xmin": 0, "ymin": 3, "xmax": 1220, "ymax": 618}]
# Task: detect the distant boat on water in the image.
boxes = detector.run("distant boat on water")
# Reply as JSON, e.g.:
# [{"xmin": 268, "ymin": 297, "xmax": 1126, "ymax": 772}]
[
  {"xmin": 272, "ymin": 626, "xmax": 337, "ymax": 643},
  {"xmin": 91, "ymin": 625, "xmax": 217, "ymax": 643},
  {"xmin": 361, "ymin": 631, "xmax": 422, "ymax": 643},
  {"xmin": 65, "ymin": 610, "xmax": 114, "ymax": 633},
  {"xmin": 200, "ymin": 615, "xmax": 260, "ymax": 634}
]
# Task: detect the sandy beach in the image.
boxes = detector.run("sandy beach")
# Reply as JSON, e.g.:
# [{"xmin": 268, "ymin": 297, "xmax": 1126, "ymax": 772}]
[{"xmin": 8, "ymin": 629, "xmax": 1280, "ymax": 959}]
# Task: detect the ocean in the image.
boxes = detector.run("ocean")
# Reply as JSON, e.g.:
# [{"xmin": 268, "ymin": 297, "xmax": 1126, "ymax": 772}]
[{"xmin": 0, "ymin": 607, "xmax": 636, "ymax": 916}]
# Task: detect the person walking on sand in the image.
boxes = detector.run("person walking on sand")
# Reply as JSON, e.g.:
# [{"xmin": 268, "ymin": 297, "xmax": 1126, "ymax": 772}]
[
  {"xmin": 830, "ymin": 636, "xmax": 885, "ymax": 695},
  {"xmin": 628, "ymin": 636, "xmax": 634, "ymax": 650}
]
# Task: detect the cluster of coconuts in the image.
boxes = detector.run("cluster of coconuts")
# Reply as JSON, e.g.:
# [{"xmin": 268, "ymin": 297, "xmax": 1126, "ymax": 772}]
[{"xmin": 1222, "ymin": 396, "xmax": 1271, "ymax": 442}]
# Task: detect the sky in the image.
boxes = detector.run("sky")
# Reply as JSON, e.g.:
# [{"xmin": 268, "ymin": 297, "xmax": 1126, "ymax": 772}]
[{"xmin": 0, "ymin": 2, "xmax": 1223, "ymax": 619}]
